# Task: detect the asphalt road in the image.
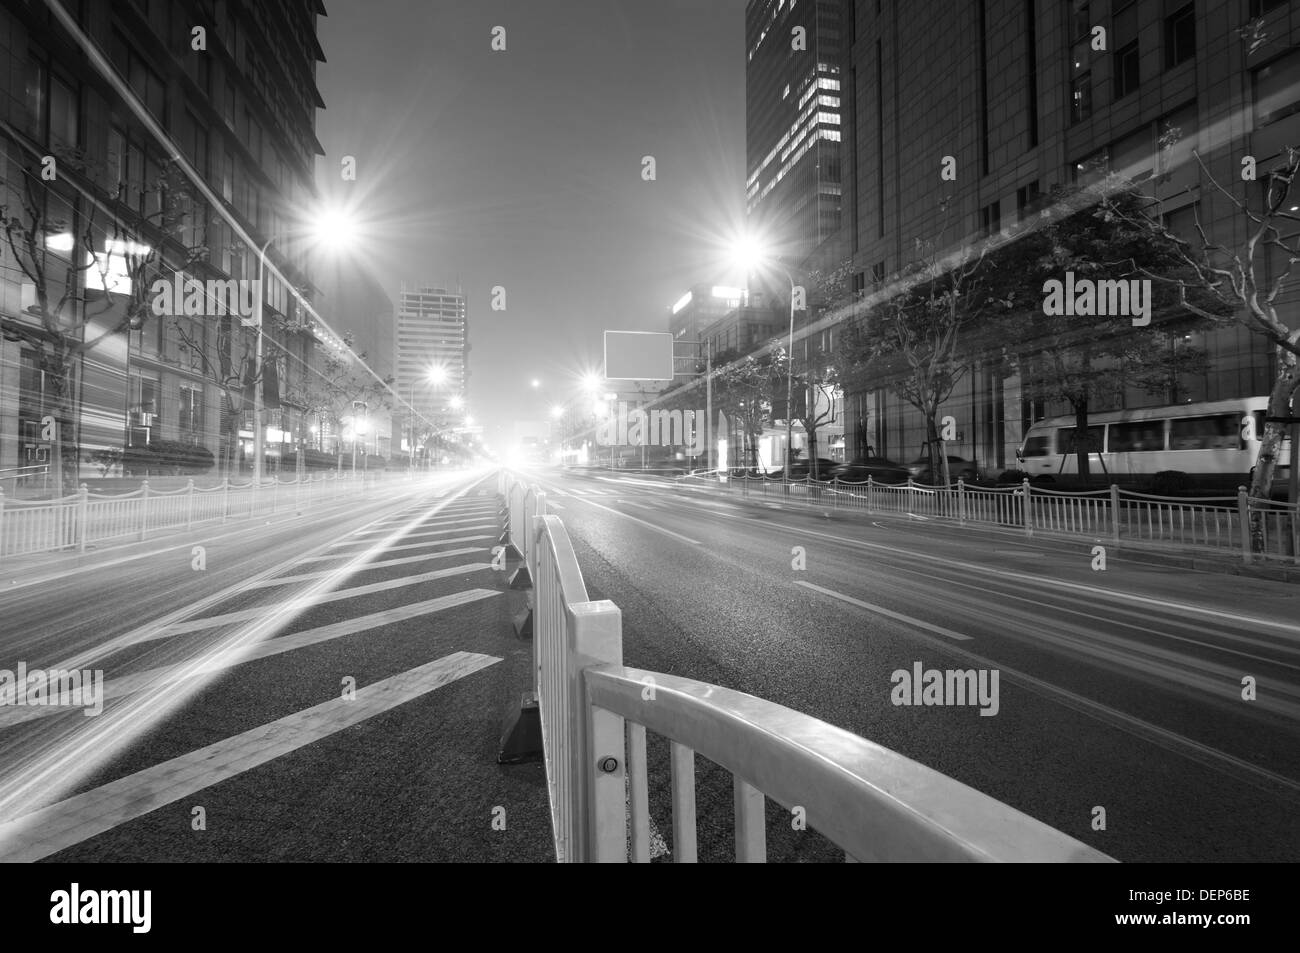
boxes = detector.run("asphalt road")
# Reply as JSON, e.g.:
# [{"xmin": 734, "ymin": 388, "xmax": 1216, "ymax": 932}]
[
  {"xmin": 3, "ymin": 462, "xmax": 1296, "ymax": 863},
  {"xmin": 521, "ymin": 465, "xmax": 1300, "ymax": 863},
  {"xmin": 0, "ymin": 467, "xmax": 551, "ymax": 863}
]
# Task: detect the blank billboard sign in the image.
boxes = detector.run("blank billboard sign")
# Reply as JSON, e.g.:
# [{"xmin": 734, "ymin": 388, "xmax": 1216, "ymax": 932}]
[{"xmin": 604, "ymin": 330, "xmax": 675, "ymax": 381}]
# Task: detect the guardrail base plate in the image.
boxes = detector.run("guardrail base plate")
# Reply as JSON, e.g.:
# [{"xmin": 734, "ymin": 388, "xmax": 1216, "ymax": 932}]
[{"xmin": 497, "ymin": 691, "xmax": 542, "ymax": 764}]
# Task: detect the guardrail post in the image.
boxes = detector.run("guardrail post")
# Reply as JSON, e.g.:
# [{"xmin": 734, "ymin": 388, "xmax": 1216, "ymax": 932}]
[
  {"xmin": 1110, "ymin": 484, "xmax": 1121, "ymax": 545},
  {"xmin": 527, "ymin": 490, "xmax": 547, "ymax": 585},
  {"xmin": 78, "ymin": 484, "xmax": 89, "ymax": 553},
  {"xmin": 572, "ymin": 602, "xmax": 626, "ymax": 863},
  {"xmin": 957, "ymin": 477, "xmax": 966, "ymax": 525},
  {"xmin": 222, "ymin": 477, "xmax": 230, "ymax": 523},
  {"xmin": 1292, "ymin": 501, "xmax": 1300, "ymax": 567},
  {"xmin": 866, "ymin": 475, "xmax": 874, "ymax": 514},
  {"xmin": 139, "ymin": 480, "xmax": 150, "ymax": 541},
  {"xmin": 831, "ymin": 475, "xmax": 839, "ymax": 509},
  {"xmin": 907, "ymin": 476, "xmax": 915, "ymax": 513},
  {"xmin": 271, "ymin": 476, "xmax": 278, "ymax": 514},
  {"xmin": 1021, "ymin": 478, "xmax": 1033, "ymax": 538},
  {"xmin": 1238, "ymin": 486, "xmax": 1251, "ymax": 566},
  {"xmin": 0, "ymin": 489, "xmax": 5, "ymax": 556},
  {"xmin": 186, "ymin": 479, "xmax": 195, "ymax": 530}
]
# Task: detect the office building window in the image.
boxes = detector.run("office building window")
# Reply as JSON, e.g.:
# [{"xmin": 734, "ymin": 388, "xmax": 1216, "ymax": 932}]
[
  {"xmin": 1249, "ymin": 0, "xmax": 1288, "ymax": 16},
  {"xmin": 1165, "ymin": 4, "xmax": 1196, "ymax": 69},
  {"xmin": 1070, "ymin": 0, "xmax": 1091, "ymax": 39},
  {"xmin": 1016, "ymin": 181, "xmax": 1042, "ymax": 220},
  {"xmin": 1115, "ymin": 41, "xmax": 1140, "ymax": 99},
  {"xmin": 1254, "ymin": 50, "xmax": 1300, "ymax": 127},
  {"xmin": 179, "ymin": 384, "xmax": 204, "ymax": 444},
  {"xmin": 1071, "ymin": 72, "xmax": 1093, "ymax": 123},
  {"xmin": 980, "ymin": 201, "xmax": 1002, "ymax": 238}
]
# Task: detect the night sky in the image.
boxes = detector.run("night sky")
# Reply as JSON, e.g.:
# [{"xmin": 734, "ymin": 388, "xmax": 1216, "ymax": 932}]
[{"xmin": 314, "ymin": 0, "xmax": 750, "ymax": 442}]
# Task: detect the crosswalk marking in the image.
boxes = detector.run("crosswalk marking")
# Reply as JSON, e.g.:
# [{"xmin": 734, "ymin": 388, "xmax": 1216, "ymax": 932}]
[
  {"xmin": 0, "ymin": 589, "xmax": 502, "ymax": 727},
  {"xmin": 298, "ymin": 535, "xmax": 493, "ymax": 561},
  {"xmin": 244, "ymin": 548, "xmax": 487, "ymax": 587},
  {"xmin": 351, "ymin": 516, "xmax": 498, "ymax": 537},
  {"xmin": 135, "ymin": 563, "xmax": 492, "ymax": 641},
  {"xmin": 0, "ymin": 652, "xmax": 501, "ymax": 862},
  {"xmin": 330, "ymin": 524, "xmax": 496, "ymax": 547}
]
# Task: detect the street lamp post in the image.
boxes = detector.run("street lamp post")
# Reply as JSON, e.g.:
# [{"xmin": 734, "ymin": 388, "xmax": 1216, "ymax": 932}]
[
  {"xmin": 251, "ymin": 235, "xmax": 276, "ymax": 483},
  {"xmin": 782, "ymin": 268, "xmax": 797, "ymax": 479},
  {"xmin": 351, "ymin": 399, "xmax": 367, "ymax": 474},
  {"xmin": 735, "ymin": 243, "xmax": 799, "ymax": 478}
]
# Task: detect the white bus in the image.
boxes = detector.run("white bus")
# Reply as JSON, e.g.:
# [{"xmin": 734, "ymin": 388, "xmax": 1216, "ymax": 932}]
[{"xmin": 1016, "ymin": 397, "xmax": 1293, "ymax": 493}]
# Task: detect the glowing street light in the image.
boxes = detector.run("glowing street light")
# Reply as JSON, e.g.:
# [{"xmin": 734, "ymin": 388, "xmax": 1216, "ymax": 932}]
[
  {"xmin": 407, "ymin": 365, "xmax": 450, "ymax": 472},
  {"xmin": 253, "ymin": 208, "xmax": 359, "ymax": 482}
]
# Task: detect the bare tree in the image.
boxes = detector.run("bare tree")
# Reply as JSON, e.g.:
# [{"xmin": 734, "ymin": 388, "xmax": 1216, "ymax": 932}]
[
  {"xmin": 1099, "ymin": 152, "xmax": 1300, "ymax": 537},
  {"xmin": 1, "ymin": 141, "xmax": 206, "ymax": 494},
  {"xmin": 833, "ymin": 211, "xmax": 997, "ymax": 487}
]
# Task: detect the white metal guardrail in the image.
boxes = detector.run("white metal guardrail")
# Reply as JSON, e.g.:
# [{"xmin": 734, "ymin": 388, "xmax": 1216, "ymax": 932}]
[
  {"xmin": 501, "ymin": 470, "xmax": 1113, "ymax": 863},
  {"xmin": 0, "ymin": 470, "xmax": 390, "ymax": 559},
  {"xmin": 670, "ymin": 471, "xmax": 1300, "ymax": 567}
]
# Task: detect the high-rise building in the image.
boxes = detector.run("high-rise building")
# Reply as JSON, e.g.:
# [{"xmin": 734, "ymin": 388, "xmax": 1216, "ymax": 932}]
[
  {"xmin": 0, "ymin": 0, "xmax": 329, "ymax": 483},
  {"xmin": 395, "ymin": 285, "xmax": 468, "ymax": 431},
  {"xmin": 825, "ymin": 0, "xmax": 1291, "ymax": 470},
  {"xmin": 745, "ymin": 0, "xmax": 852, "ymax": 279}
]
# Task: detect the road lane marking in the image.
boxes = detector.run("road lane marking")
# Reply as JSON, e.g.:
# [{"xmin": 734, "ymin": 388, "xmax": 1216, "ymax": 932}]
[
  {"xmin": 795, "ymin": 581, "xmax": 973, "ymax": 641},
  {"xmin": 136, "ymin": 563, "xmax": 492, "ymax": 640},
  {"xmin": 245, "ymin": 548, "xmax": 487, "ymax": 587},
  {"xmin": 572, "ymin": 496, "xmax": 700, "ymax": 545},
  {"xmin": 0, "ymin": 590, "xmax": 502, "ymax": 727},
  {"xmin": 0, "ymin": 652, "xmax": 501, "ymax": 862},
  {"xmin": 672, "ymin": 499, "xmax": 1300, "ymax": 637},
  {"xmin": 297, "ymin": 535, "xmax": 494, "ymax": 561}
]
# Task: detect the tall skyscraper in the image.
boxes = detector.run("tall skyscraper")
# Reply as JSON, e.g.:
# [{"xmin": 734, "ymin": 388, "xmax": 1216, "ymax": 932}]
[
  {"xmin": 395, "ymin": 285, "xmax": 468, "ymax": 429},
  {"xmin": 745, "ymin": 0, "xmax": 852, "ymax": 277}
]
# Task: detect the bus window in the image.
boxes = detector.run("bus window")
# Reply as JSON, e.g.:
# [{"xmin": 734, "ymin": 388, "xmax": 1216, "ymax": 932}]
[
  {"xmin": 1109, "ymin": 420, "xmax": 1165, "ymax": 452},
  {"xmin": 1170, "ymin": 414, "xmax": 1237, "ymax": 450},
  {"xmin": 1021, "ymin": 435, "xmax": 1051, "ymax": 457},
  {"xmin": 1058, "ymin": 426, "xmax": 1103, "ymax": 454}
]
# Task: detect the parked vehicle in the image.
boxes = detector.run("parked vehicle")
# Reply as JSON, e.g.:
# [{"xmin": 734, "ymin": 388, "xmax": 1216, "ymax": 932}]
[
  {"xmin": 1015, "ymin": 396, "xmax": 1291, "ymax": 493},
  {"xmin": 828, "ymin": 456, "xmax": 911, "ymax": 484},
  {"xmin": 907, "ymin": 454, "xmax": 980, "ymax": 485},
  {"xmin": 774, "ymin": 457, "xmax": 840, "ymax": 481}
]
